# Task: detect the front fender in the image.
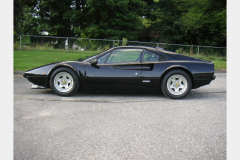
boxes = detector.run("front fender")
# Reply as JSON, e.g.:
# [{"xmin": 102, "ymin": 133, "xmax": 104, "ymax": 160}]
[
  {"xmin": 23, "ymin": 62, "xmax": 60, "ymax": 77},
  {"xmin": 49, "ymin": 61, "xmax": 86, "ymax": 78},
  {"xmin": 23, "ymin": 61, "xmax": 87, "ymax": 88}
]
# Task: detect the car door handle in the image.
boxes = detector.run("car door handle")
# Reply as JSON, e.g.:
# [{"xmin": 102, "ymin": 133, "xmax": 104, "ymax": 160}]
[
  {"xmin": 141, "ymin": 64, "xmax": 154, "ymax": 70},
  {"xmin": 142, "ymin": 66, "xmax": 151, "ymax": 70}
]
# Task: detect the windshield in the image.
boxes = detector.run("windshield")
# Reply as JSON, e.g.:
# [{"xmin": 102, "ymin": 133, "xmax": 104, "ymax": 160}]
[{"xmin": 82, "ymin": 48, "xmax": 113, "ymax": 62}]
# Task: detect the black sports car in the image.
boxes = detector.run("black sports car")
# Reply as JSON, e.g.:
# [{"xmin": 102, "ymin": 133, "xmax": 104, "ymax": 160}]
[{"xmin": 23, "ymin": 46, "xmax": 216, "ymax": 99}]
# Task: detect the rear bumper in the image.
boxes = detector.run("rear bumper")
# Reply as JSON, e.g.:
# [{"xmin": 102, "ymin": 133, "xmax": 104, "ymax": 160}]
[
  {"xmin": 192, "ymin": 73, "xmax": 216, "ymax": 89},
  {"xmin": 210, "ymin": 74, "xmax": 216, "ymax": 80}
]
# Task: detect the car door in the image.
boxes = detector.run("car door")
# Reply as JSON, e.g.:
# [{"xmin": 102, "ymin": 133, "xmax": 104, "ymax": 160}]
[
  {"xmin": 84, "ymin": 48, "xmax": 144, "ymax": 88},
  {"xmin": 140, "ymin": 50, "xmax": 166, "ymax": 87}
]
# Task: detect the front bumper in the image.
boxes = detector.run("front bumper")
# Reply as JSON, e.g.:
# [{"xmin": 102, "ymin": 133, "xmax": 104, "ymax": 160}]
[{"xmin": 23, "ymin": 73, "xmax": 49, "ymax": 88}]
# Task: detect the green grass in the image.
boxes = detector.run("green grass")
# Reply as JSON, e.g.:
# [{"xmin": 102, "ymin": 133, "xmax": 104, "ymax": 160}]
[
  {"xmin": 14, "ymin": 51, "xmax": 99, "ymax": 71},
  {"xmin": 197, "ymin": 54, "xmax": 226, "ymax": 71},
  {"xmin": 212, "ymin": 60, "xmax": 226, "ymax": 71},
  {"xmin": 14, "ymin": 51, "xmax": 226, "ymax": 71}
]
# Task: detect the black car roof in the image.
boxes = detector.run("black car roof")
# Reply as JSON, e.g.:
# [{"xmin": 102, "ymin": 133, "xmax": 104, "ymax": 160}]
[
  {"xmin": 113, "ymin": 46, "xmax": 177, "ymax": 54},
  {"xmin": 113, "ymin": 46, "xmax": 157, "ymax": 50}
]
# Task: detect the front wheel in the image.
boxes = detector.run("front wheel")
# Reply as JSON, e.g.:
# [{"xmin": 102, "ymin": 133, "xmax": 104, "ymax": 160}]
[
  {"xmin": 161, "ymin": 69, "xmax": 192, "ymax": 99},
  {"xmin": 50, "ymin": 67, "xmax": 80, "ymax": 96}
]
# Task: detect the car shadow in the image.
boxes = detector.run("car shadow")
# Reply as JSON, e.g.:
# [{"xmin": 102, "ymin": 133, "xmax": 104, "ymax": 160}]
[
  {"xmin": 75, "ymin": 89, "xmax": 163, "ymax": 98},
  {"xmin": 35, "ymin": 88, "xmax": 221, "ymax": 101}
]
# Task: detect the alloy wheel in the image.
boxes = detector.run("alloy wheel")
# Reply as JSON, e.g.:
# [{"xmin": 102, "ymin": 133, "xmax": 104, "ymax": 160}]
[
  {"xmin": 53, "ymin": 72, "xmax": 74, "ymax": 93},
  {"xmin": 166, "ymin": 74, "xmax": 188, "ymax": 96}
]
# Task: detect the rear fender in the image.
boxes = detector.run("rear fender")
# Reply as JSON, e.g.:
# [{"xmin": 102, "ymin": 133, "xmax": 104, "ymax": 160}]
[{"xmin": 160, "ymin": 65, "xmax": 194, "ymax": 87}]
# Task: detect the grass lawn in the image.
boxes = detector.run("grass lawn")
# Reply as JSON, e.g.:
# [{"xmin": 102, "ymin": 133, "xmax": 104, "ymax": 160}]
[
  {"xmin": 14, "ymin": 51, "xmax": 99, "ymax": 71},
  {"xmin": 14, "ymin": 51, "xmax": 226, "ymax": 71},
  {"xmin": 197, "ymin": 54, "xmax": 226, "ymax": 71},
  {"xmin": 212, "ymin": 60, "xmax": 226, "ymax": 71}
]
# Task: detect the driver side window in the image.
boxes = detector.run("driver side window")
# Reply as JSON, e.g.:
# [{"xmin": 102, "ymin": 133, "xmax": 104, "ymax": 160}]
[{"xmin": 105, "ymin": 49, "xmax": 143, "ymax": 64}]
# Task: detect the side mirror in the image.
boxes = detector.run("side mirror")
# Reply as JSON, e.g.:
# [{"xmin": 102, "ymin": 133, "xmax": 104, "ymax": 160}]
[{"xmin": 91, "ymin": 59, "xmax": 98, "ymax": 66}]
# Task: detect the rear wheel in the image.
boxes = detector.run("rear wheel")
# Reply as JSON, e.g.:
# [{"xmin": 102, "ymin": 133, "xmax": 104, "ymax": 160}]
[
  {"xmin": 161, "ymin": 69, "xmax": 192, "ymax": 99},
  {"xmin": 50, "ymin": 67, "xmax": 79, "ymax": 96}
]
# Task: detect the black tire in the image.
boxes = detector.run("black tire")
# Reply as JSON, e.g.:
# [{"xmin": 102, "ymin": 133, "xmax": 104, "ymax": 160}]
[
  {"xmin": 50, "ymin": 67, "xmax": 80, "ymax": 96},
  {"xmin": 161, "ymin": 69, "xmax": 192, "ymax": 99}
]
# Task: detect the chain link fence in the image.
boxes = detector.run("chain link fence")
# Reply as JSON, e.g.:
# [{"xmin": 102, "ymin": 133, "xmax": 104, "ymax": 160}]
[{"xmin": 14, "ymin": 35, "xmax": 226, "ymax": 59}]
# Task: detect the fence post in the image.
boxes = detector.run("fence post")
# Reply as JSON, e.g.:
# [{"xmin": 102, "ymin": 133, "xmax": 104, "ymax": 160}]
[
  {"xmin": 197, "ymin": 46, "xmax": 199, "ymax": 58},
  {"xmin": 67, "ymin": 38, "xmax": 68, "ymax": 53},
  {"xmin": 113, "ymin": 40, "xmax": 115, "ymax": 47},
  {"xmin": 20, "ymin": 35, "xmax": 22, "ymax": 51}
]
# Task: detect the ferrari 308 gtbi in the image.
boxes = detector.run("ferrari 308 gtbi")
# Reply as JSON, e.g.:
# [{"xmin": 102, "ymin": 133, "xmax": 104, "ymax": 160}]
[{"xmin": 23, "ymin": 46, "xmax": 216, "ymax": 99}]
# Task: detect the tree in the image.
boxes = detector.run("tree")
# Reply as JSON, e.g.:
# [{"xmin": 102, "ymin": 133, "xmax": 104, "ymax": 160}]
[
  {"xmin": 16, "ymin": 0, "xmax": 145, "ymax": 40},
  {"xmin": 14, "ymin": 0, "xmax": 39, "ymax": 35},
  {"xmin": 14, "ymin": 0, "xmax": 24, "ymax": 34},
  {"xmin": 140, "ymin": 0, "xmax": 184, "ymax": 44},
  {"xmin": 178, "ymin": 0, "xmax": 226, "ymax": 46},
  {"xmin": 36, "ymin": 0, "xmax": 75, "ymax": 37},
  {"xmin": 14, "ymin": 0, "xmax": 226, "ymax": 46},
  {"xmin": 140, "ymin": 0, "xmax": 226, "ymax": 46},
  {"xmin": 79, "ymin": 0, "xmax": 145, "ymax": 40}
]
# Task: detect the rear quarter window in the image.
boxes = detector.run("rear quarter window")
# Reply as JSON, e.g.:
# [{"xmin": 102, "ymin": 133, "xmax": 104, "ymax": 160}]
[{"xmin": 143, "ymin": 50, "xmax": 167, "ymax": 61}]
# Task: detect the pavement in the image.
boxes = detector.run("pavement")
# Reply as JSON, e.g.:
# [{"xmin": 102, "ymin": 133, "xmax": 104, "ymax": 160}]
[{"xmin": 14, "ymin": 72, "xmax": 226, "ymax": 159}]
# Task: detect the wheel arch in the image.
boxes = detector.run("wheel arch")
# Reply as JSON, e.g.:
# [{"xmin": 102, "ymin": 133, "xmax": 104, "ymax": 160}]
[{"xmin": 160, "ymin": 66, "xmax": 194, "ymax": 88}]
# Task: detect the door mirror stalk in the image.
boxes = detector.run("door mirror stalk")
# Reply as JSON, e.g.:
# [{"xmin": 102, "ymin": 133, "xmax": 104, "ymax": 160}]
[
  {"xmin": 91, "ymin": 59, "xmax": 100, "ymax": 68},
  {"xmin": 91, "ymin": 59, "xmax": 98, "ymax": 66}
]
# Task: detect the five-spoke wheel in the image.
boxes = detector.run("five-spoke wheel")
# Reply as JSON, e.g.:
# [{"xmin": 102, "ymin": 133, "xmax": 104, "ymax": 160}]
[
  {"xmin": 54, "ymin": 72, "xmax": 74, "ymax": 93},
  {"xmin": 50, "ymin": 67, "xmax": 79, "ymax": 96},
  {"xmin": 161, "ymin": 69, "xmax": 192, "ymax": 99}
]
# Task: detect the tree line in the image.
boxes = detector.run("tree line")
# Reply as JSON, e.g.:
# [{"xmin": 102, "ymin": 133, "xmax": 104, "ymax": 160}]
[{"xmin": 14, "ymin": 0, "xmax": 226, "ymax": 47}]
